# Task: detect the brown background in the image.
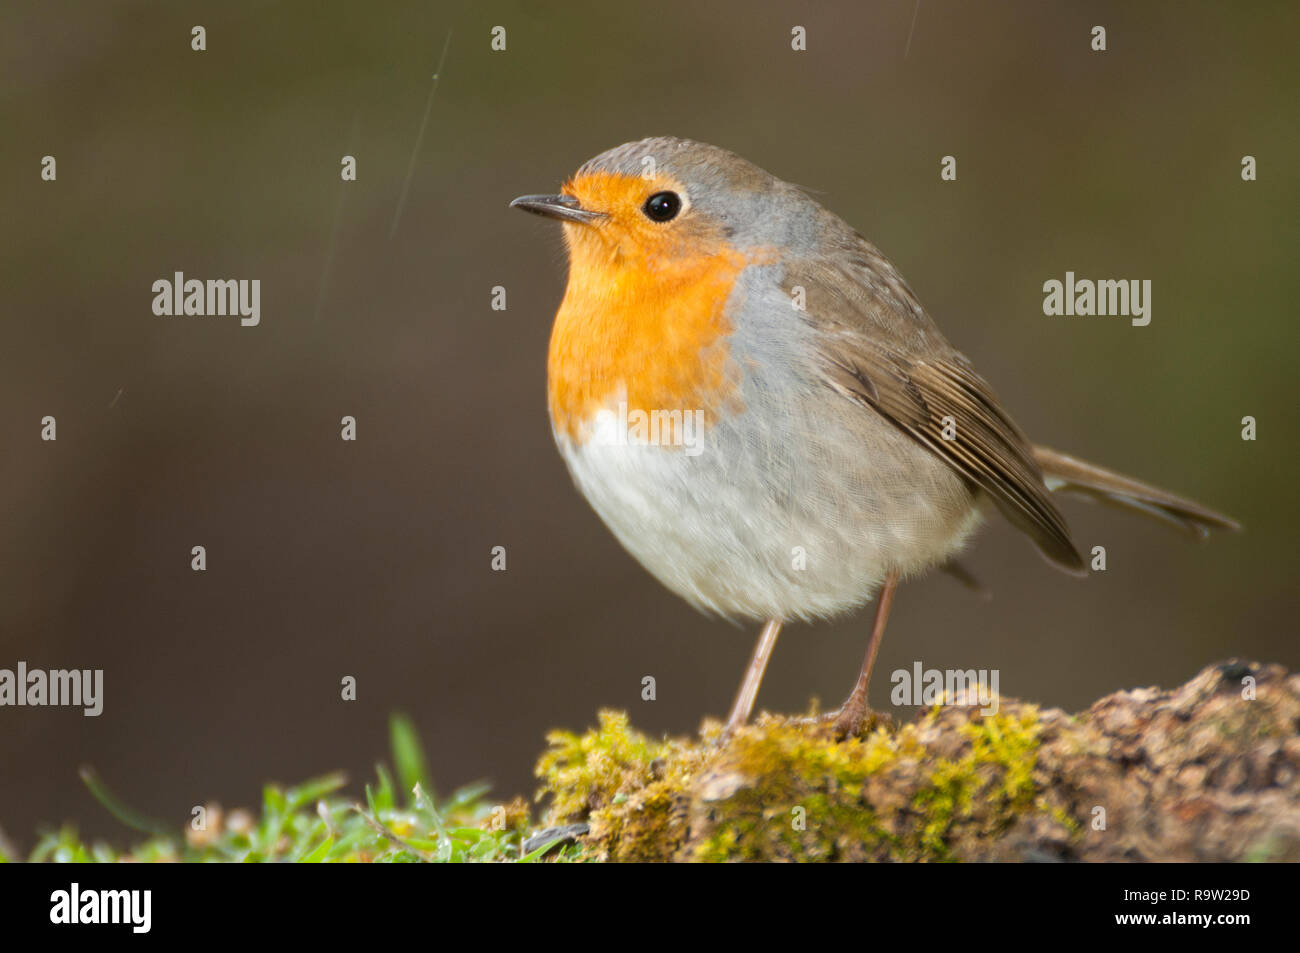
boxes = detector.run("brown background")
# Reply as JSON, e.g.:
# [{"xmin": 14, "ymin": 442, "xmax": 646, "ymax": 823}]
[{"xmin": 2, "ymin": 0, "xmax": 1296, "ymax": 849}]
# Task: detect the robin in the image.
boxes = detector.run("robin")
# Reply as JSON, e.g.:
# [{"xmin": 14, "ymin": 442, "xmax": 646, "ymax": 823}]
[{"xmin": 511, "ymin": 137, "xmax": 1239, "ymax": 738}]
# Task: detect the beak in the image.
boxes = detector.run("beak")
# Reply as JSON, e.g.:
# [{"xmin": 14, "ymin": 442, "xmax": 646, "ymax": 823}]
[{"xmin": 509, "ymin": 193, "xmax": 605, "ymax": 225}]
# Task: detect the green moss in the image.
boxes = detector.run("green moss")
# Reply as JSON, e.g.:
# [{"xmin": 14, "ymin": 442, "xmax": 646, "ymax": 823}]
[
  {"xmin": 535, "ymin": 710, "xmax": 663, "ymax": 822},
  {"xmin": 912, "ymin": 709, "xmax": 1044, "ymax": 858},
  {"xmin": 535, "ymin": 710, "xmax": 714, "ymax": 860},
  {"xmin": 535, "ymin": 704, "xmax": 1076, "ymax": 862}
]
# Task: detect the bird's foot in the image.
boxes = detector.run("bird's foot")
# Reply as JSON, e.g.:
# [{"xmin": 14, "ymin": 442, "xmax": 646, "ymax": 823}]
[{"xmin": 827, "ymin": 703, "xmax": 894, "ymax": 740}]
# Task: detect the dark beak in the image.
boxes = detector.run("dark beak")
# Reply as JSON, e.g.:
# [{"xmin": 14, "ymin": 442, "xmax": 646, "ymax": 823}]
[{"xmin": 509, "ymin": 193, "xmax": 604, "ymax": 225}]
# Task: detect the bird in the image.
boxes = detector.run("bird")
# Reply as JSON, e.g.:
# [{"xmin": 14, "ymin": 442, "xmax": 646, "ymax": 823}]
[{"xmin": 510, "ymin": 137, "xmax": 1239, "ymax": 739}]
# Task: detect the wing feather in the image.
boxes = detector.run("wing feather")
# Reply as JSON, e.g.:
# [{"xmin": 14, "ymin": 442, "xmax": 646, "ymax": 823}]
[{"xmin": 789, "ymin": 254, "xmax": 1086, "ymax": 574}]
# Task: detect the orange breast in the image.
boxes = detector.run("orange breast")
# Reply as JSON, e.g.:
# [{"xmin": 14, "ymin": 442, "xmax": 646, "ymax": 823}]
[{"xmin": 548, "ymin": 238, "xmax": 748, "ymax": 443}]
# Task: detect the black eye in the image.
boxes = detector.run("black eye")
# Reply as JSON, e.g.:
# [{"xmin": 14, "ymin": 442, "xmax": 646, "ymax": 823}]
[{"xmin": 643, "ymin": 191, "xmax": 682, "ymax": 222}]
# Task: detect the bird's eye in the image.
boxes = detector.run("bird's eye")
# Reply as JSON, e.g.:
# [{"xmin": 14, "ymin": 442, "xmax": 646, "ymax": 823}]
[{"xmin": 642, "ymin": 191, "xmax": 682, "ymax": 222}]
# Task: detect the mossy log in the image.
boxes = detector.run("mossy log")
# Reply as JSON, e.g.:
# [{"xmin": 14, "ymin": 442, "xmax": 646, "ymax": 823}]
[{"xmin": 534, "ymin": 661, "xmax": 1300, "ymax": 862}]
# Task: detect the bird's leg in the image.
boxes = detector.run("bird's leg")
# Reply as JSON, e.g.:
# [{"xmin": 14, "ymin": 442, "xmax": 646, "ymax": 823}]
[
  {"xmin": 721, "ymin": 618, "xmax": 782, "ymax": 739},
  {"xmin": 831, "ymin": 571, "xmax": 899, "ymax": 738}
]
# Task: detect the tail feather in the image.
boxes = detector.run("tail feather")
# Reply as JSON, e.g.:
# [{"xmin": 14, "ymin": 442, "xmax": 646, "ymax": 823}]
[{"xmin": 1032, "ymin": 445, "xmax": 1241, "ymax": 538}]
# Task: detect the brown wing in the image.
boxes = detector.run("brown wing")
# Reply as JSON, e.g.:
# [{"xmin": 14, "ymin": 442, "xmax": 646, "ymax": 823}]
[{"xmin": 789, "ymin": 252, "xmax": 1086, "ymax": 575}]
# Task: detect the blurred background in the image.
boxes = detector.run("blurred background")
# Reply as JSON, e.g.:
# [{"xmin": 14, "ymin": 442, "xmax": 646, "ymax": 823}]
[{"xmin": 1, "ymin": 0, "xmax": 1296, "ymax": 848}]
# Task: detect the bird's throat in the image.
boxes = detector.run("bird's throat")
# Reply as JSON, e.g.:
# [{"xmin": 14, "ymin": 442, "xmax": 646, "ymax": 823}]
[{"xmin": 547, "ymin": 241, "xmax": 748, "ymax": 445}]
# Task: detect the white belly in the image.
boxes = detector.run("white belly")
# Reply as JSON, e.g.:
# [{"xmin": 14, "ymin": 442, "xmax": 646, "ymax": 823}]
[{"xmin": 554, "ymin": 395, "xmax": 982, "ymax": 622}]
